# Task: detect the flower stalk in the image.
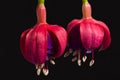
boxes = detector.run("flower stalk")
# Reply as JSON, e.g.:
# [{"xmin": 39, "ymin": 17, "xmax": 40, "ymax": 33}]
[
  {"xmin": 37, "ymin": 0, "xmax": 46, "ymax": 24},
  {"xmin": 82, "ymin": 0, "xmax": 92, "ymax": 18}
]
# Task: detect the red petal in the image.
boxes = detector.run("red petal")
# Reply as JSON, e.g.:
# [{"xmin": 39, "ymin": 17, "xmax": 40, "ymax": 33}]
[
  {"xmin": 25, "ymin": 28, "xmax": 36, "ymax": 64},
  {"xmin": 48, "ymin": 25, "xmax": 67, "ymax": 58},
  {"xmin": 20, "ymin": 28, "xmax": 31, "ymax": 62},
  {"xmin": 67, "ymin": 19, "xmax": 81, "ymax": 33},
  {"xmin": 90, "ymin": 23, "xmax": 104, "ymax": 49},
  {"xmin": 97, "ymin": 21, "xmax": 111, "ymax": 50},
  {"xmin": 23, "ymin": 24, "xmax": 47, "ymax": 64},
  {"xmin": 80, "ymin": 19, "xmax": 104, "ymax": 50},
  {"xmin": 80, "ymin": 20, "xmax": 93, "ymax": 50},
  {"xmin": 35, "ymin": 24, "xmax": 48, "ymax": 64}
]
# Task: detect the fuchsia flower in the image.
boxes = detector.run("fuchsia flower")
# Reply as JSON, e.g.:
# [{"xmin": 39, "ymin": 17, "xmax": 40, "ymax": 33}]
[
  {"xmin": 20, "ymin": 0, "xmax": 67, "ymax": 76},
  {"xmin": 64, "ymin": 0, "xmax": 111, "ymax": 66}
]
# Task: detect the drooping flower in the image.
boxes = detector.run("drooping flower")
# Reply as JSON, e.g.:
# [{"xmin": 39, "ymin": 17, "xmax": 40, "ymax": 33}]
[
  {"xmin": 20, "ymin": 0, "xmax": 67, "ymax": 76},
  {"xmin": 64, "ymin": 0, "xmax": 111, "ymax": 67}
]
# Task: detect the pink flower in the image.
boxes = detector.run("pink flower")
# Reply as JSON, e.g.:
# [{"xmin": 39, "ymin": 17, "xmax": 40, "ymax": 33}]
[
  {"xmin": 64, "ymin": 0, "xmax": 111, "ymax": 67},
  {"xmin": 20, "ymin": 0, "xmax": 67, "ymax": 76}
]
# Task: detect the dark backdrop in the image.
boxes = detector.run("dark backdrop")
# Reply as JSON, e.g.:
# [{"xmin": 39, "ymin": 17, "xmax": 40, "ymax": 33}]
[{"xmin": 1, "ymin": 0, "xmax": 120, "ymax": 80}]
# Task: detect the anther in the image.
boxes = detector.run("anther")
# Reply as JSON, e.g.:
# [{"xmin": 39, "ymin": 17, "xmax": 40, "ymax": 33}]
[
  {"xmin": 72, "ymin": 57, "xmax": 77, "ymax": 62},
  {"xmin": 37, "ymin": 68, "xmax": 41, "ymax": 76},
  {"xmin": 43, "ymin": 68, "xmax": 49, "ymax": 76},
  {"xmin": 77, "ymin": 59, "xmax": 81, "ymax": 66},
  {"xmin": 82, "ymin": 55, "xmax": 87, "ymax": 62},
  {"xmin": 50, "ymin": 59, "xmax": 55, "ymax": 65},
  {"xmin": 64, "ymin": 51, "xmax": 70, "ymax": 57},
  {"xmin": 35, "ymin": 64, "xmax": 38, "ymax": 69},
  {"xmin": 89, "ymin": 59, "xmax": 94, "ymax": 67},
  {"xmin": 72, "ymin": 50, "xmax": 78, "ymax": 56}
]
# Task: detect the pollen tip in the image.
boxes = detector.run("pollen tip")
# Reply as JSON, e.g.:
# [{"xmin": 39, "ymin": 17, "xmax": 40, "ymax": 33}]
[
  {"xmin": 82, "ymin": 56, "xmax": 87, "ymax": 62},
  {"xmin": 72, "ymin": 57, "xmax": 77, "ymax": 62},
  {"xmin": 43, "ymin": 68, "xmax": 49, "ymax": 76},
  {"xmin": 72, "ymin": 51, "xmax": 77, "ymax": 56},
  {"xmin": 35, "ymin": 64, "xmax": 38, "ymax": 69},
  {"xmin": 64, "ymin": 51, "xmax": 70, "ymax": 57},
  {"xmin": 77, "ymin": 59, "xmax": 81, "ymax": 66},
  {"xmin": 41, "ymin": 63, "xmax": 45, "ymax": 68},
  {"xmin": 37, "ymin": 68, "xmax": 41, "ymax": 76},
  {"xmin": 89, "ymin": 59, "xmax": 95, "ymax": 67},
  {"xmin": 50, "ymin": 60, "xmax": 55, "ymax": 65}
]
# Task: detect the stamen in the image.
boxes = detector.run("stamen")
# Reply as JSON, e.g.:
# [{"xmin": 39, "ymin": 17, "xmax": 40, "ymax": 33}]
[
  {"xmin": 64, "ymin": 48, "xmax": 73, "ymax": 57},
  {"xmin": 50, "ymin": 59, "xmax": 55, "ymax": 65},
  {"xmin": 77, "ymin": 50, "xmax": 81, "ymax": 66},
  {"xmin": 36, "ymin": 63, "xmax": 45, "ymax": 76},
  {"xmin": 35, "ymin": 64, "xmax": 38, "ymax": 69},
  {"xmin": 64, "ymin": 51, "xmax": 70, "ymax": 57},
  {"xmin": 72, "ymin": 50, "xmax": 78, "ymax": 56},
  {"xmin": 43, "ymin": 68, "xmax": 49, "ymax": 76},
  {"xmin": 89, "ymin": 59, "xmax": 94, "ymax": 67},
  {"xmin": 64, "ymin": 49, "xmax": 73, "ymax": 57},
  {"xmin": 82, "ymin": 55, "xmax": 87, "ymax": 62},
  {"xmin": 72, "ymin": 56, "xmax": 77, "ymax": 62},
  {"xmin": 77, "ymin": 59, "xmax": 81, "ymax": 66},
  {"xmin": 37, "ymin": 68, "xmax": 41, "ymax": 76},
  {"xmin": 77, "ymin": 50, "xmax": 81, "ymax": 60},
  {"xmin": 40, "ymin": 63, "xmax": 45, "ymax": 68}
]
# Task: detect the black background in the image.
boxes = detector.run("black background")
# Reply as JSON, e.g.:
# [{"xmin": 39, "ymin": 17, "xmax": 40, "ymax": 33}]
[{"xmin": 1, "ymin": 0, "xmax": 120, "ymax": 80}]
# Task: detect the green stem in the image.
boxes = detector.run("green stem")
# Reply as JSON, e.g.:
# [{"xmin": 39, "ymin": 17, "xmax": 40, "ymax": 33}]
[
  {"xmin": 38, "ymin": 0, "xmax": 45, "ymax": 5},
  {"xmin": 82, "ymin": 0, "xmax": 88, "ymax": 4}
]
